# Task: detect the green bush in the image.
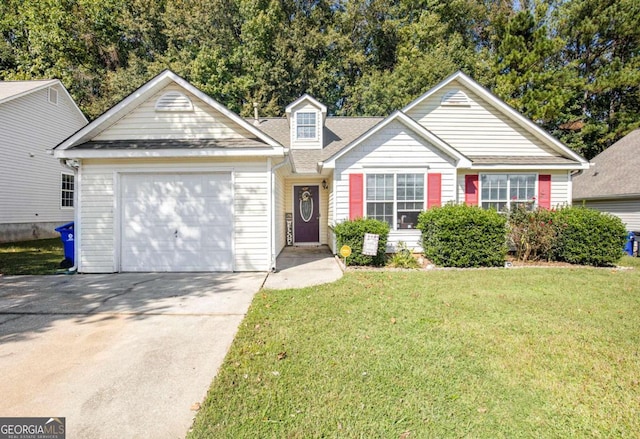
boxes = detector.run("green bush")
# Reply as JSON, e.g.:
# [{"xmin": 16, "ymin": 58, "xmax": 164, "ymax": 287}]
[
  {"xmin": 553, "ymin": 206, "xmax": 627, "ymax": 266},
  {"xmin": 334, "ymin": 218, "xmax": 390, "ymax": 266},
  {"xmin": 417, "ymin": 204, "xmax": 507, "ymax": 267},
  {"xmin": 387, "ymin": 241, "xmax": 421, "ymax": 269},
  {"xmin": 507, "ymin": 205, "xmax": 556, "ymax": 262}
]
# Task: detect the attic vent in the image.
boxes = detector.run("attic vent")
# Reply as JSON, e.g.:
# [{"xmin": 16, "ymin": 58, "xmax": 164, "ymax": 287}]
[
  {"xmin": 48, "ymin": 87, "xmax": 58, "ymax": 105},
  {"xmin": 441, "ymin": 90, "xmax": 470, "ymax": 106},
  {"xmin": 155, "ymin": 91, "xmax": 193, "ymax": 112}
]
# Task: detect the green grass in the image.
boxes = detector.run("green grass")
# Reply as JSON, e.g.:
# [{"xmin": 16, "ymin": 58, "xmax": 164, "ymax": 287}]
[
  {"xmin": 189, "ymin": 267, "xmax": 640, "ymax": 438},
  {"xmin": 0, "ymin": 238, "xmax": 65, "ymax": 275}
]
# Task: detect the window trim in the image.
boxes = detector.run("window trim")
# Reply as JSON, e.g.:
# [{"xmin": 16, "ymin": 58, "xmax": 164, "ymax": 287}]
[
  {"xmin": 61, "ymin": 172, "xmax": 74, "ymax": 209},
  {"xmin": 478, "ymin": 172, "xmax": 538, "ymax": 211},
  {"xmin": 364, "ymin": 172, "xmax": 426, "ymax": 231},
  {"xmin": 295, "ymin": 111, "xmax": 318, "ymax": 140}
]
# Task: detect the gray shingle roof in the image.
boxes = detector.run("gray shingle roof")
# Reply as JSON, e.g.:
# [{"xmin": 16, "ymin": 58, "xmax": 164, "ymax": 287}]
[
  {"xmin": 70, "ymin": 138, "xmax": 269, "ymax": 150},
  {"xmin": 0, "ymin": 80, "xmax": 58, "ymax": 104},
  {"xmin": 253, "ymin": 117, "xmax": 383, "ymax": 173},
  {"xmin": 573, "ymin": 129, "xmax": 640, "ymax": 200},
  {"xmin": 470, "ymin": 156, "xmax": 579, "ymax": 165}
]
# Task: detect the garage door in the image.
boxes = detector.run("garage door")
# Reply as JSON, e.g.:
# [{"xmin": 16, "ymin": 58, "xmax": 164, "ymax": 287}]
[{"xmin": 121, "ymin": 173, "xmax": 233, "ymax": 272}]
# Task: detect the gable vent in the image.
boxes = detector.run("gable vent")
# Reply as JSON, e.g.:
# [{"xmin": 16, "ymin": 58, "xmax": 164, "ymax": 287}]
[
  {"xmin": 155, "ymin": 91, "xmax": 194, "ymax": 112},
  {"xmin": 441, "ymin": 90, "xmax": 470, "ymax": 106},
  {"xmin": 48, "ymin": 87, "xmax": 58, "ymax": 105}
]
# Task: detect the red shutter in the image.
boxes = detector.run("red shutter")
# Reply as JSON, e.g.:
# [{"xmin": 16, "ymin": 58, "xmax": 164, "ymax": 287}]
[
  {"xmin": 349, "ymin": 174, "xmax": 363, "ymax": 219},
  {"xmin": 538, "ymin": 174, "xmax": 551, "ymax": 209},
  {"xmin": 427, "ymin": 173, "xmax": 442, "ymax": 208},
  {"xmin": 465, "ymin": 174, "xmax": 479, "ymax": 206}
]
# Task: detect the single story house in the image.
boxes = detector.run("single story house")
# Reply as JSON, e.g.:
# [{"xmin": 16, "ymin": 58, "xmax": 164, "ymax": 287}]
[
  {"xmin": 0, "ymin": 79, "xmax": 87, "ymax": 242},
  {"xmin": 53, "ymin": 70, "xmax": 589, "ymax": 272},
  {"xmin": 572, "ymin": 128, "xmax": 640, "ymax": 231}
]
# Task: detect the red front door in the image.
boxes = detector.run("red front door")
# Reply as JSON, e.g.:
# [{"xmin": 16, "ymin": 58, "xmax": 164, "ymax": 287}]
[{"xmin": 293, "ymin": 185, "xmax": 320, "ymax": 243}]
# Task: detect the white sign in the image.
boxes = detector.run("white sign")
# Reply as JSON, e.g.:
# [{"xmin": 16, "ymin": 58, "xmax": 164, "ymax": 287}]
[{"xmin": 362, "ymin": 233, "xmax": 379, "ymax": 256}]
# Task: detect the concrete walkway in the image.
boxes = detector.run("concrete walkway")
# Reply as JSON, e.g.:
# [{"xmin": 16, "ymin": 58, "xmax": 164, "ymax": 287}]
[{"xmin": 264, "ymin": 245, "xmax": 344, "ymax": 289}]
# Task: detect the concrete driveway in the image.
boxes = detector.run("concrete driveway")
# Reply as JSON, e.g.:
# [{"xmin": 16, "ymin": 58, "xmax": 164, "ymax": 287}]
[{"xmin": 0, "ymin": 272, "xmax": 266, "ymax": 439}]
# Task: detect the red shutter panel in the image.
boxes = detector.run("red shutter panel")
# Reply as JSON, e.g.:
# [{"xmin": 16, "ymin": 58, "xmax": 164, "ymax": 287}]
[
  {"xmin": 427, "ymin": 173, "xmax": 442, "ymax": 208},
  {"xmin": 349, "ymin": 174, "xmax": 364, "ymax": 219},
  {"xmin": 538, "ymin": 174, "xmax": 551, "ymax": 209},
  {"xmin": 465, "ymin": 174, "xmax": 479, "ymax": 206}
]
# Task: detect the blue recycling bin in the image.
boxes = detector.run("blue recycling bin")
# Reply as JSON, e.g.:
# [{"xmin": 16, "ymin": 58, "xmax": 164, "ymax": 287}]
[
  {"xmin": 624, "ymin": 231, "xmax": 635, "ymax": 256},
  {"xmin": 55, "ymin": 222, "xmax": 75, "ymax": 265}
]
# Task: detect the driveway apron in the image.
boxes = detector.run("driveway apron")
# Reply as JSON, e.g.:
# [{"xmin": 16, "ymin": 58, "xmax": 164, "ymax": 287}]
[{"xmin": 0, "ymin": 273, "xmax": 265, "ymax": 439}]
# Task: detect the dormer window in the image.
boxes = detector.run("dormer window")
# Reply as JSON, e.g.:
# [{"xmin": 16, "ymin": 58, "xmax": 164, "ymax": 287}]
[{"xmin": 296, "ymin": 112, "xmax": 317, "ymax": 139}]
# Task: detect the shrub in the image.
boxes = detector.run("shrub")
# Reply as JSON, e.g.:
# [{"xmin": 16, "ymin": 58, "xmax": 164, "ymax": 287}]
[
  {"xmin": 334, "ymin": 218, "xmax": 389, "ymax": 266},
  {"xmin": 507, "ymin": 205, "xmax": 556, "ymax": 262},
  {"xmin": 417, "ymin": 204, "xmax": 507, "ymax": 268},
  {"xmin": 552, "ymin": 206, "xmax": 627, "ymax": 266},
  {"xmin": 387, "ymin": 241, "xmax": 421, "ymax": 269}
]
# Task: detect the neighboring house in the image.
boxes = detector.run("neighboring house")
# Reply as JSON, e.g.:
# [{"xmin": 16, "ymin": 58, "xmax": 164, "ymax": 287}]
[
  {"xmin": 0, "ymin": 80, "xmax": 87, "ymax": 242},
  {"xmin": 573, "ymin": 128, "xmax": 640, "ymax": 231},
  {"xmin": 53, "ymin": 70, "xmax": 588, "ymax": 273}
]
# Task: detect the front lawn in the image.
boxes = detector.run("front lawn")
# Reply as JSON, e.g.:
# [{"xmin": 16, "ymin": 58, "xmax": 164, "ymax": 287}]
[
  {"xmin": 189, "ymin": 267, "xmax": 640, "ymax": 438},
  {"xmin": 0, "ymin": 238, "xmax": 64, "ymax": 275}
]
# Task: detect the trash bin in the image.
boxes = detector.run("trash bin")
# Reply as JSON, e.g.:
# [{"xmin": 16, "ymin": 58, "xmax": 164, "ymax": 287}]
[{"xmin": 55, "ymin": 222, "xmax": 75, "ymax": 267}]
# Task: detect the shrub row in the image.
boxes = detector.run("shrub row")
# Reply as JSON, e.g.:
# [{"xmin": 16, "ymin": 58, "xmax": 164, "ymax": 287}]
[
  {"xmin": 335, "ymin": 205, "xmax": 627, "ymax": 268},
  {"xmin": 417, "ymin": 204, "xmax": 626, "ymax": 267}
]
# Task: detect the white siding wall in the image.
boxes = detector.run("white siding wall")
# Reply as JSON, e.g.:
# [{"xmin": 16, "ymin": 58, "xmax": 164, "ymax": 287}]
[
  {"xmin": 583, "ymin": 199, "xmax": 640, "ymax": 231},
  {"xmin": 93, "ymin": 85, "xmax": 254, "ymax": 141},
  {"xmin": 406, "ymin": 81, "xmax": 559, "ymax": 157},
  {"xmin": 284, "ymin": 177, "xmax": 329, "ymax": 245},
  {"xmin": 273, "ymin": 165, "xmax": 288, "ymax": 256},
  {"xmin": 0, "ymin": 85, "xmax": 86, "ymax": 238},
  {"xmin": 78, "ymin": 158, "xmax": 272, "ymax": 273},
  {"xmin": 234, "ymin": 165, "xmax": 270, "ymax": 271},
  {"xmin": 455, "ymin": 170, "xmax": 572, "ymax": 207},
  {"xmin": 334, "ymin": 121, "xmax": 457, "ymax": 252}
]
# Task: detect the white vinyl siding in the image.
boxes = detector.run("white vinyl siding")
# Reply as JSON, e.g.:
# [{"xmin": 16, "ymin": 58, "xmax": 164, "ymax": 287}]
[
  {"xmin": 78, "ymin": 158, "xmax": 273, "ymax": 273},
  {"xmin": 583, "ymin": 199, "xmax": 640, "ymax": 232},
  {"xmin": 93, "ymin": 85, "xmax": 255, "ymax": 141},
  {"xmin": 406, "ymin": 81, "xmax": 559, "ymax": 157},
  {"xmin": 0, "ymin": 84, "xmax": 86, "ymax": 235},
  {"xmin": 334, "ymin": 120, "xmax": 456, "ymax": 252}
]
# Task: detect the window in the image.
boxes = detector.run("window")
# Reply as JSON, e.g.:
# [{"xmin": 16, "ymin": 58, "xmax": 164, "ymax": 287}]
[
  {"xmin": 61, "ymin": 173, "xmax": 74, "ymax": 208},
  {"xmin": 480, "ymin": 174, "xmax": 535, "ymax": 211},
  {"xmin": 296, "ymin": 112, "xmax": 316, "ymax": 139},
  {"xmin": 366, "ymin": 173, "xmax": 424, "ymax": 229}
]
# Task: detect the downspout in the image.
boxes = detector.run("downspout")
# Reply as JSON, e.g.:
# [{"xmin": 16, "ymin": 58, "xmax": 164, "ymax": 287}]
[
  {"xmin": 59, "ymin": 158, "xmax": 79, "ymax": 274},
  {"xmin": 270, "ymin": 155, "xmax": 290, "ymax": 272}
]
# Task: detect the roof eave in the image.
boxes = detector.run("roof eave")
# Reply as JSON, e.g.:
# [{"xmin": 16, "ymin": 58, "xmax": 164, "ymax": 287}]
[
  {"xmin": 53, "ymin": 146, "xmax": 286, "ymax": 160},
  {"xmin": 470, "ymin": 162, "xmax": 589, "ymax": 171}
]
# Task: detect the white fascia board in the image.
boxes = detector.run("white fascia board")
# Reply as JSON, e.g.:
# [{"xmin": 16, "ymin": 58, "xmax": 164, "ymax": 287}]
[
  {"xmin": 402, "ymin": 71, "xmax": 589, "ymax": 166},
  {"xmin": 56, "ymin": 70, "xmax": 281, "ymax": 150},
  {"xmin": 323, "ymin": 110, "xmax": 471, "ymax": 168},
  {"xmin": 54, "ymin": 147, "xmax": 286, "ymax": 159}
]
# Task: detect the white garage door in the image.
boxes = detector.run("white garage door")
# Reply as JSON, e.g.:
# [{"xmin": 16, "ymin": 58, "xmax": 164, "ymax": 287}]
[{"xmin": 121, "ymin": 173, "xmax": 233, "ymax": 272}]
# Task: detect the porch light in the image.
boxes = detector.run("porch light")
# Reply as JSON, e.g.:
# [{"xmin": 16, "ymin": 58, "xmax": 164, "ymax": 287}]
[{"xmin": 322, "ymin": 179, "xmax": 328, "ymax": 190}]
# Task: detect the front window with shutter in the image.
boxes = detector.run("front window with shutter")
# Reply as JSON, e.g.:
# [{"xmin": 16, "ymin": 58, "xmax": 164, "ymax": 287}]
[
  {"xmin": 480, "ymin": 174, "xmax": 536, "ymax": 211},
  {"xmin": 365, "ymin": 173, "xmax": 424, "ymax": 229}
]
